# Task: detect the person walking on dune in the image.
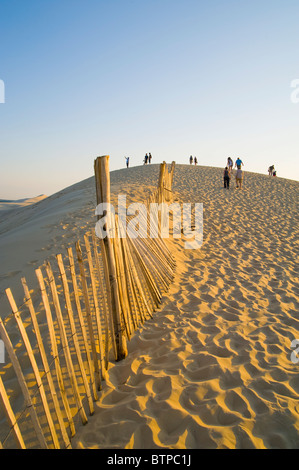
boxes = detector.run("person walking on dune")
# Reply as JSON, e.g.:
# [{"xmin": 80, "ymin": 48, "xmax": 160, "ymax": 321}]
[
  {"xmin": 235, "ymin": 157, "xmax": 244, "ymax": 169},
  {"xmin": 189, "ymin": 155, "xmax": 193, "ymax": 164},
  {"xmin": 235, "ymin": 167, "xmax": 243, "ymax": 189},
  {"xmin": 227, "ymin": 157, "xmax": 233, "ymax": 175}
]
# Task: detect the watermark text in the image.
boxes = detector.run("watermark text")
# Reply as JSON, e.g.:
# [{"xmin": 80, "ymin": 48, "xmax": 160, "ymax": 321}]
[
  {"xmin": 291, "ymin": 339, "xmax": 299, "ymax": 364},
  {"xmin": 0, "ymin": 340, "xmax": 5, "ymax": 363},
  {"xmin": 0, "ymin": 79, "xmax": 5, "ymax": 104},
  {"xmin": 95, "ymin": 196, "xmax": 203, "ymax": 250},
  {"xmin": 290, "ymin": 79, "xmax": 299, "ymax": 104}
]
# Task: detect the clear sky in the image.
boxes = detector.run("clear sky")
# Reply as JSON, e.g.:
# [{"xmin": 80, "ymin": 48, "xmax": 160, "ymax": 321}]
[{"xmin": 0, "ymin": 0, "xmax": 298, "ymax": 199}]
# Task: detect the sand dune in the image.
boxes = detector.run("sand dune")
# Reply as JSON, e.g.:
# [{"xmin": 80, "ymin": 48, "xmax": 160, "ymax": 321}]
[
  {"xmin": 72, "ymin": 165, "xmax": 299, "ymax": 449},
  {"xmin": 0, "ymin": 164, "xmax": 299, "ymax": 449},
  {"xmin": 0, "ymin": 195, "xmax": 48, "ymax": 212}
]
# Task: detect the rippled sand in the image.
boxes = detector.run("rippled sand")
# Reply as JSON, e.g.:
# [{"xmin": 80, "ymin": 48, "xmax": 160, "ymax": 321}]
[
  {"xmin": 1, "ymin": 163, "xmax": 298, "ymax": 449},
  {"xmin": 73, "ymin": 164, "xmax": 299, "ymax": 449}
]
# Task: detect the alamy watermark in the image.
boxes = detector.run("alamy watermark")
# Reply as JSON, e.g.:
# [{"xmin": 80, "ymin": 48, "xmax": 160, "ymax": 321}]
[
  {"xmin": 0, "ymin": 79, "xmax": 5, "ymax": 104},
  {"xmin": 290, "ymin": 79, "xmax": 299, "ymax": 104},
  {"xmin": 0, "ymin": 340, "xmax": 4, "ymax": 363},
  {"xmin": 95, "ymin": 196, "xmax": 203, "ymax": 250},
  {"xmin": 290, "ymin": 339, "xmax": 299, "ymax": 364}
]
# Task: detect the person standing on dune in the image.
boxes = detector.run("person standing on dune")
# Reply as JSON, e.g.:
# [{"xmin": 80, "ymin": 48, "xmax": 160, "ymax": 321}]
[
  {"xmin": 223, "ymin": 166, "xmax": 230, "ymax": 189},
  {"xmin": 268, "ymin": 165, "xmax": 275, "ymax": 176}
]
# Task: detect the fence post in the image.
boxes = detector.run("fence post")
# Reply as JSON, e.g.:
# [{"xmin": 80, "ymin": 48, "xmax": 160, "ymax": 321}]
[
  {"xmin": 158, "ymin": 161, "xmax": 167, "ymax": 204},
  {"xmin": 94, "ymin": 156, "xmax": 128, "ymax": 361},
  {"xmin": 169, "ymin": 161, "xmax": 176, "ymax": 202}
]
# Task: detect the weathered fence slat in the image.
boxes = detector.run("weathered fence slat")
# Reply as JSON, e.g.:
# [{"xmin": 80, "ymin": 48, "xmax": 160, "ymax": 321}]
[
  {"xmin": 98, "ymin": 237, "xmax": 118, "ymax": 361},
  {"xmin": 35, "ymin": 268, "xmax": 76, "ymax": 438},
  {"xmin": 122, "ymin": 235, "xmax": 152, "ymax": 320},
  {"xmin": 0, "ymin": 317, "xmax": 48, "ymax": 449},
  {"xmin": 115, "ymin": 227, "xmax": 135, "ymax": 335},
  {"xmin": 56, "ymin": 254, "xmax": 95, "ymax": 416},
  {"xmin": 5, "ymin": 288, "xmax": 60, "ymax": 449},
  {"xmin": 91, "ymin": 231, "xmax": 110, "ymax": 371},
  {"xmin": 119, "ymin": 235, "xmax": 140, "ymax": 330},
  {"xmin": 84, "ymin": 234, "xmax": 106, "ymax": 379},
  {"xmin": 0, "ymin": 374, "xmax": 26, "ymax": 449},
  {"xmin": 67, "ymin": 247, "xmax": 99, "ymax": 402},
  {"xmin": 75, "ymin": 241, "xmax": 102, "ymax": 391},
  {"xmin": 111, "ymin": 226, "xmax": 132, "ymax": 340},
  {"xmin": 45, "ymin": 261, "xmax": 88, "ymax": 426},
  {"xmin": 21, "ymin": 277, "xmax": 71, "ymax": 449}
]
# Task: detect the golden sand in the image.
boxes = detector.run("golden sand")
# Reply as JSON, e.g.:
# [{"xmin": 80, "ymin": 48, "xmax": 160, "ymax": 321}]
[
  {"xmin": 73, "ymin": 164, "xmax": 299, "ymax": 449},
  {"xmin": 0, "ymin": 164, "xmax": 298, "ymax": 449}
]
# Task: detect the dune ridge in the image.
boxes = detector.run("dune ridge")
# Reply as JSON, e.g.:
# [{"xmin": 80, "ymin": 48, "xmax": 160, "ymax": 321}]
[{"xmin": 0, "ymin": 195, "xmax": 48, "ymax": 212}]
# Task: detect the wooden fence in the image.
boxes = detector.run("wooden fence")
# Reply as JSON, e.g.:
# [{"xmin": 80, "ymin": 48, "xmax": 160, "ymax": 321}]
[{"xmin": 0, "ymin": 157, "xmax": 176, "ymax": 449}]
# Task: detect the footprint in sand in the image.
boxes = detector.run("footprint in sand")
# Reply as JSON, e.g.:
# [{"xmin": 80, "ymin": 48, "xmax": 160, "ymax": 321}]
[
  {"xmin": 151, "ymin": 376, "xmax": 172, "ymax": 400},
  {"xmin": 198, "ymin": 401, "xmax": 241, "ymax": 427},
  {"xmin": 0, "ymin": 270, "xmax": 21, "ymax": 280},
  {"xmin": 27, "ymin": 260, "xmax": 39, "ymax": 266},
  {"xmin": 224, "ymin": 389, "xmax": 252, "ymax": 419}
]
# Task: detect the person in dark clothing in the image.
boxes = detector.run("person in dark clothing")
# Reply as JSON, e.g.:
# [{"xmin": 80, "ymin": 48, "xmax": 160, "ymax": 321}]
[{"xmin": 223, "ymin": 167, "xmax": 230, "ymax": 189}]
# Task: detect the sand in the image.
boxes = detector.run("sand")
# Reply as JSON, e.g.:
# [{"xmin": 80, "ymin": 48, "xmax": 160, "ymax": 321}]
[{"xmin": 0, "ymin": 164, "xmax": 299, "ymax": 449}]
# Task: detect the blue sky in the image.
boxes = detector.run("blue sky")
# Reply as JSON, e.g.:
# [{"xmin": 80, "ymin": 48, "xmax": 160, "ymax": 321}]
[{"xmin": 0, "ymin": 0, "xmax": 298, "ymax": 199}]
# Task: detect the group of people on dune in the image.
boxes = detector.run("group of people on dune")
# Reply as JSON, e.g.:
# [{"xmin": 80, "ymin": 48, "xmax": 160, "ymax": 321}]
[
  {"xmin": 223, "ymin": 158, "xmax": 277, "ymax": 190},
  {"xmin": 190, "ymin": 154, "xmax": 244, "ymax": 189},
  {"xmin": 223, "ymin": 157, "xmax": 244, "ymax": 189},
  {"xmin": 189, "ymin": 155, "xmax": 198, "ymax": 165},
  {"xmin": 125, "ymin": 154, "xmax": 276, "ymax": 191},
  {"xmin": 124, "ymin": 152, "xmax": 153, "ymax": 168},
  {"xmin": 268, "ymin": 164, "xmax": 276, "ymax": 177}
]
